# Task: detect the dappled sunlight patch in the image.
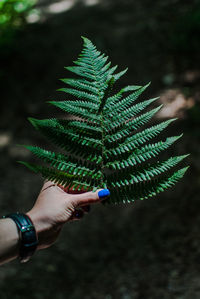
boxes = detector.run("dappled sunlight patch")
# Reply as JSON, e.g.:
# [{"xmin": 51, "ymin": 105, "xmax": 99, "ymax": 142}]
[
  {"xmin": 0, "ymin": 133, "xmax": 11, "ymax": 148},
  {"xmin": 26, "ymin": 8, "xmax": 41, "ymax": 23},
  {"xmin": 84, "ymin": 0, "xmax": 100, "ymax": 6},
  {"xmin": 9, "ymin": 145, "xmax": 31, "ymax": 159},
  {"xmin": 156, "ymin": 89, "xmax": 195, "ymax": 119},
  {"xmin": 182, "ymin": 70, "xmax": 200, "ymax": 84},
  {"xmin": 46, "ymin": 0, "xmax": 76, "ymax": 14},
  {"xmin": 27, "ymin": 0, "xmax": 101, "ymax": 22}
]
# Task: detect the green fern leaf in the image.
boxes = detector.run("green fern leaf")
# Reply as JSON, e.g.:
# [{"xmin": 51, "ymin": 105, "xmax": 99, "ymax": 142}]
[
  {"xmin": 48, "ymin": 101, "xmax": 99, "ymax": 122},
  {"xmin": 105, "ymin": 82, "xmax": 150, "ymax": 111},
  {"xmin": 22, "ymin": 145, "xmax": 101, "ymax": 181},
  {"xmin": 58, "ymin": 88, "xmax": 98, "ymax": 103},
  {"xmin": 19, "ymin": 161, "xmax": 97, "ymax": 190},
  {"xmin": 109, "ymin": 166, "xmax": 189, "ymax": 204},
  {"xmin": 21, "ymin": 37, "xmax": 189, "ymax": 204},
  {"xmin": 106, "ymin": 118, "xmax": 176, "ymax": 157},
  {"xmin": 105, "ymin": 105, "xmax": 163, "ymax": 142},
  {"xmin": 108, "ymin": 155, "xmax": 188, "ymax": 185},
  {"xmin": 60, "ymin": 78, "xmax": 99, "ymax": 94},
  {"xmin": 106, "ymin": 135, "xmax": 182, "ymax": 168}
]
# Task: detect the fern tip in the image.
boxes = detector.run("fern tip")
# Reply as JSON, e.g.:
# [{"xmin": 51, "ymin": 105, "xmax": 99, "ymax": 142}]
[
  {"xmin": 142, "ymin": 82, "xmax": 151, "ymax": 89},
  {"xmin": 183, "ymin": 153, "xmax": 190, "ymax": 159},
  {"xmin": 28, "ymin": 117, "xmax": 37, "ymax": 127},
  {"xmin": 155, "ymin": 104, "xmax": 164, "ymax": 112},
  {"xmin": 170, "ymin": 117, "xmax": 178, "ymax": 122},
  {"xmin": 81, "ymin": 35, "xmax": 88, "ymax": 41},
  {"xmin": 179, "ymin": 166, "xmax": 190, "ymax": 176},
  {"xmin": 179, "ymin": 133, "xmax": 184, "ymax": 138}
]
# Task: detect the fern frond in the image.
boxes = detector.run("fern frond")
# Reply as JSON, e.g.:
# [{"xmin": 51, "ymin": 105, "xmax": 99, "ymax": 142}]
[
  {"xmin": 65, "ymin": 66, "xmax": 95, "ymax": 81},
  {"xmin": 112, "ymin": 68, "xmax": 128, "ymax": 81},
  {"xmin": 131, "ymin": 154, "xmax": 189, "ymax": 182},
  {"xmin": 60, "ymin": 78, "xmax": 99, "ymax": 94},
  {"xmin": 58, "ymin": 88, "xmax": 99, "ymax": 104},
  {"xmin": 107, "ymin": 65, "xmax": 118, "ymax": 77},
  {"xmin": 106, "ymin": 118, "xmax": 176, "ymax": 157},
  {"xmin": 105, "ymin": 82, "xmax": 150, "ymax": 111},
  {"xmin": 22, "ymin": 145, "xmax": 101, "ymax": 180},
  {"xmin": 106, "ymin": 135, "xmax": 183, "ymax": 169},
  {"xmin": 105, "ymin": 105, "xmax": 163, "ymax": 143},
  {"xmin": 19, "ymin": 161, "xmax": 98, "ymax": 190},
  {"xmin": 108, "ymin": 155, "xmax": 189, "ymax": 185},
  {"xmin": 19, "ymin": 161, "xmax": 75, "ymax": 186},
  {"xmin": 108, "ymin": 167, "xmax": 189, "ymax": 203},
  {"xmin": 21, "ymin": 37, "xmax": 189, "ymax": 205},
  {"xmin": 108, "ymin": 97, "xmax": 159, "ymax": 125},
  {"xmin": 29, "ymin": 118, "xmax": 102, "ymax": 151},
  {"xmin": 50, "ymin": 99, "xmax": 99, "ymax": 111},
  {"xmin": 47, "ymin": 101, "xmax": 99, "ymax": 122},
  {"xmin": 66, "ymin": 120, "xmax": 102, "ymax": 136},
  {"xmin": 105, "ymin": 85, "xmax": 142, "ymax": 110}
]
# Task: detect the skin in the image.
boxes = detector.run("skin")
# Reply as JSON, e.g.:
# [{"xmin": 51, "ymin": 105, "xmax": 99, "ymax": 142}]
[{"xmin": 0, "ymin": 181, "xmax": 104, "ymax": 265}]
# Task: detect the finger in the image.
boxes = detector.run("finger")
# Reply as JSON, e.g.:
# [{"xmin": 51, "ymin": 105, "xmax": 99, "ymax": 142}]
[{"xmin": 70, "ymin": 189, "xmax": 110, "ymax": 207}]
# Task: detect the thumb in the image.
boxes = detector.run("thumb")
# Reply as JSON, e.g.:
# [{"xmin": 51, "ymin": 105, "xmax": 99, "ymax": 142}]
[{"xmin": 70, "ymin": 189, "xmax": 110, "ymax": 207}]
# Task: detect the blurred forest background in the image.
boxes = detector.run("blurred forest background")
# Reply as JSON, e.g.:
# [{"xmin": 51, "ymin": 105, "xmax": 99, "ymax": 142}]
[{"xmin": 0, "ymin": 0, "xmax": 200, "ymax": 298}]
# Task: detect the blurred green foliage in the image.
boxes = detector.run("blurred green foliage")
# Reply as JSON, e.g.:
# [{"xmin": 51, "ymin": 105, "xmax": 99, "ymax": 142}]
[{"xmin": 0, "ymin": 0, "xmax": 37, "ymax": 47}]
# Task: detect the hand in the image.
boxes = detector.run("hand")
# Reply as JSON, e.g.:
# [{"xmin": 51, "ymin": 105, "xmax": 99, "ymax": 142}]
[{"xmin": 27, "ymin": 181, "xmax": 110, "ymax": 250}]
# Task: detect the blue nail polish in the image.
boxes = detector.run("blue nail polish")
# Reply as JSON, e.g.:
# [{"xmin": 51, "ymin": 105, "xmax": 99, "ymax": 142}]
[{"xmin": 98, "ymin": 189, "xmax": 110, "ymax": 199}]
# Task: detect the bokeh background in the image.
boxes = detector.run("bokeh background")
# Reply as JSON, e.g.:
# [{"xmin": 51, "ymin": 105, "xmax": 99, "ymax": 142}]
[{"xmin": 0, "ymin": 0, "xmax": 200, "ymax": 298}]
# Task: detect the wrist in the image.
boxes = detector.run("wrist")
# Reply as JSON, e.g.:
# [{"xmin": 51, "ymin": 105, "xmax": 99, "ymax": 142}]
[
  {"xmin": 26, "ymin": 210, "xmax": 53, "ymax": 250},
  {"xmin": 0, "ymin": 218, "xmax": 19, "ymax": 247},
  {"xmin": 0, "ymin": 218, "xmax": 20, "ymax": 265},
  {"xmin": 26, "ymin": 211, "xmax": 42, "ymax": 246},
  {"xmin": 26, "ymin": 211, "xmax": 42, "ymax": 236},
  {"xmin": 2, "ymin": 218, "xmax": 19, "ymax": 242}
]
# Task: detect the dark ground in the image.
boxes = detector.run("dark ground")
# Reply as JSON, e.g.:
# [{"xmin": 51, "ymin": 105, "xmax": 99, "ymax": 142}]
[{"xmin": 0, "ymin": 0, "xmax": 200, "ymax": 298}]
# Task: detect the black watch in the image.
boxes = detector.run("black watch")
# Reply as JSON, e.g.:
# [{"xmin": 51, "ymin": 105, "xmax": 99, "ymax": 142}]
[{"xmin": 3, "ymin": 212, "xmax": 38, "ymax": 263}]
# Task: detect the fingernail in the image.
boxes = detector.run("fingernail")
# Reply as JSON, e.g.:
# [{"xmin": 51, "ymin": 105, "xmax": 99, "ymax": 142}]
[{"xmin": 98, "ymin": 189, "xmax": 110, "ymax": 199}]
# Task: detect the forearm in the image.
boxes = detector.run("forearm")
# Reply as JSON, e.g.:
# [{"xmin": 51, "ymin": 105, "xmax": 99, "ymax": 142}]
[
  {"xmin": 0, "ymin": 182, "xmax": 105, "ymax": 266},
  {"xmin": 0, "ymin": 218, "xmax": 19, "ymax": 265}
]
